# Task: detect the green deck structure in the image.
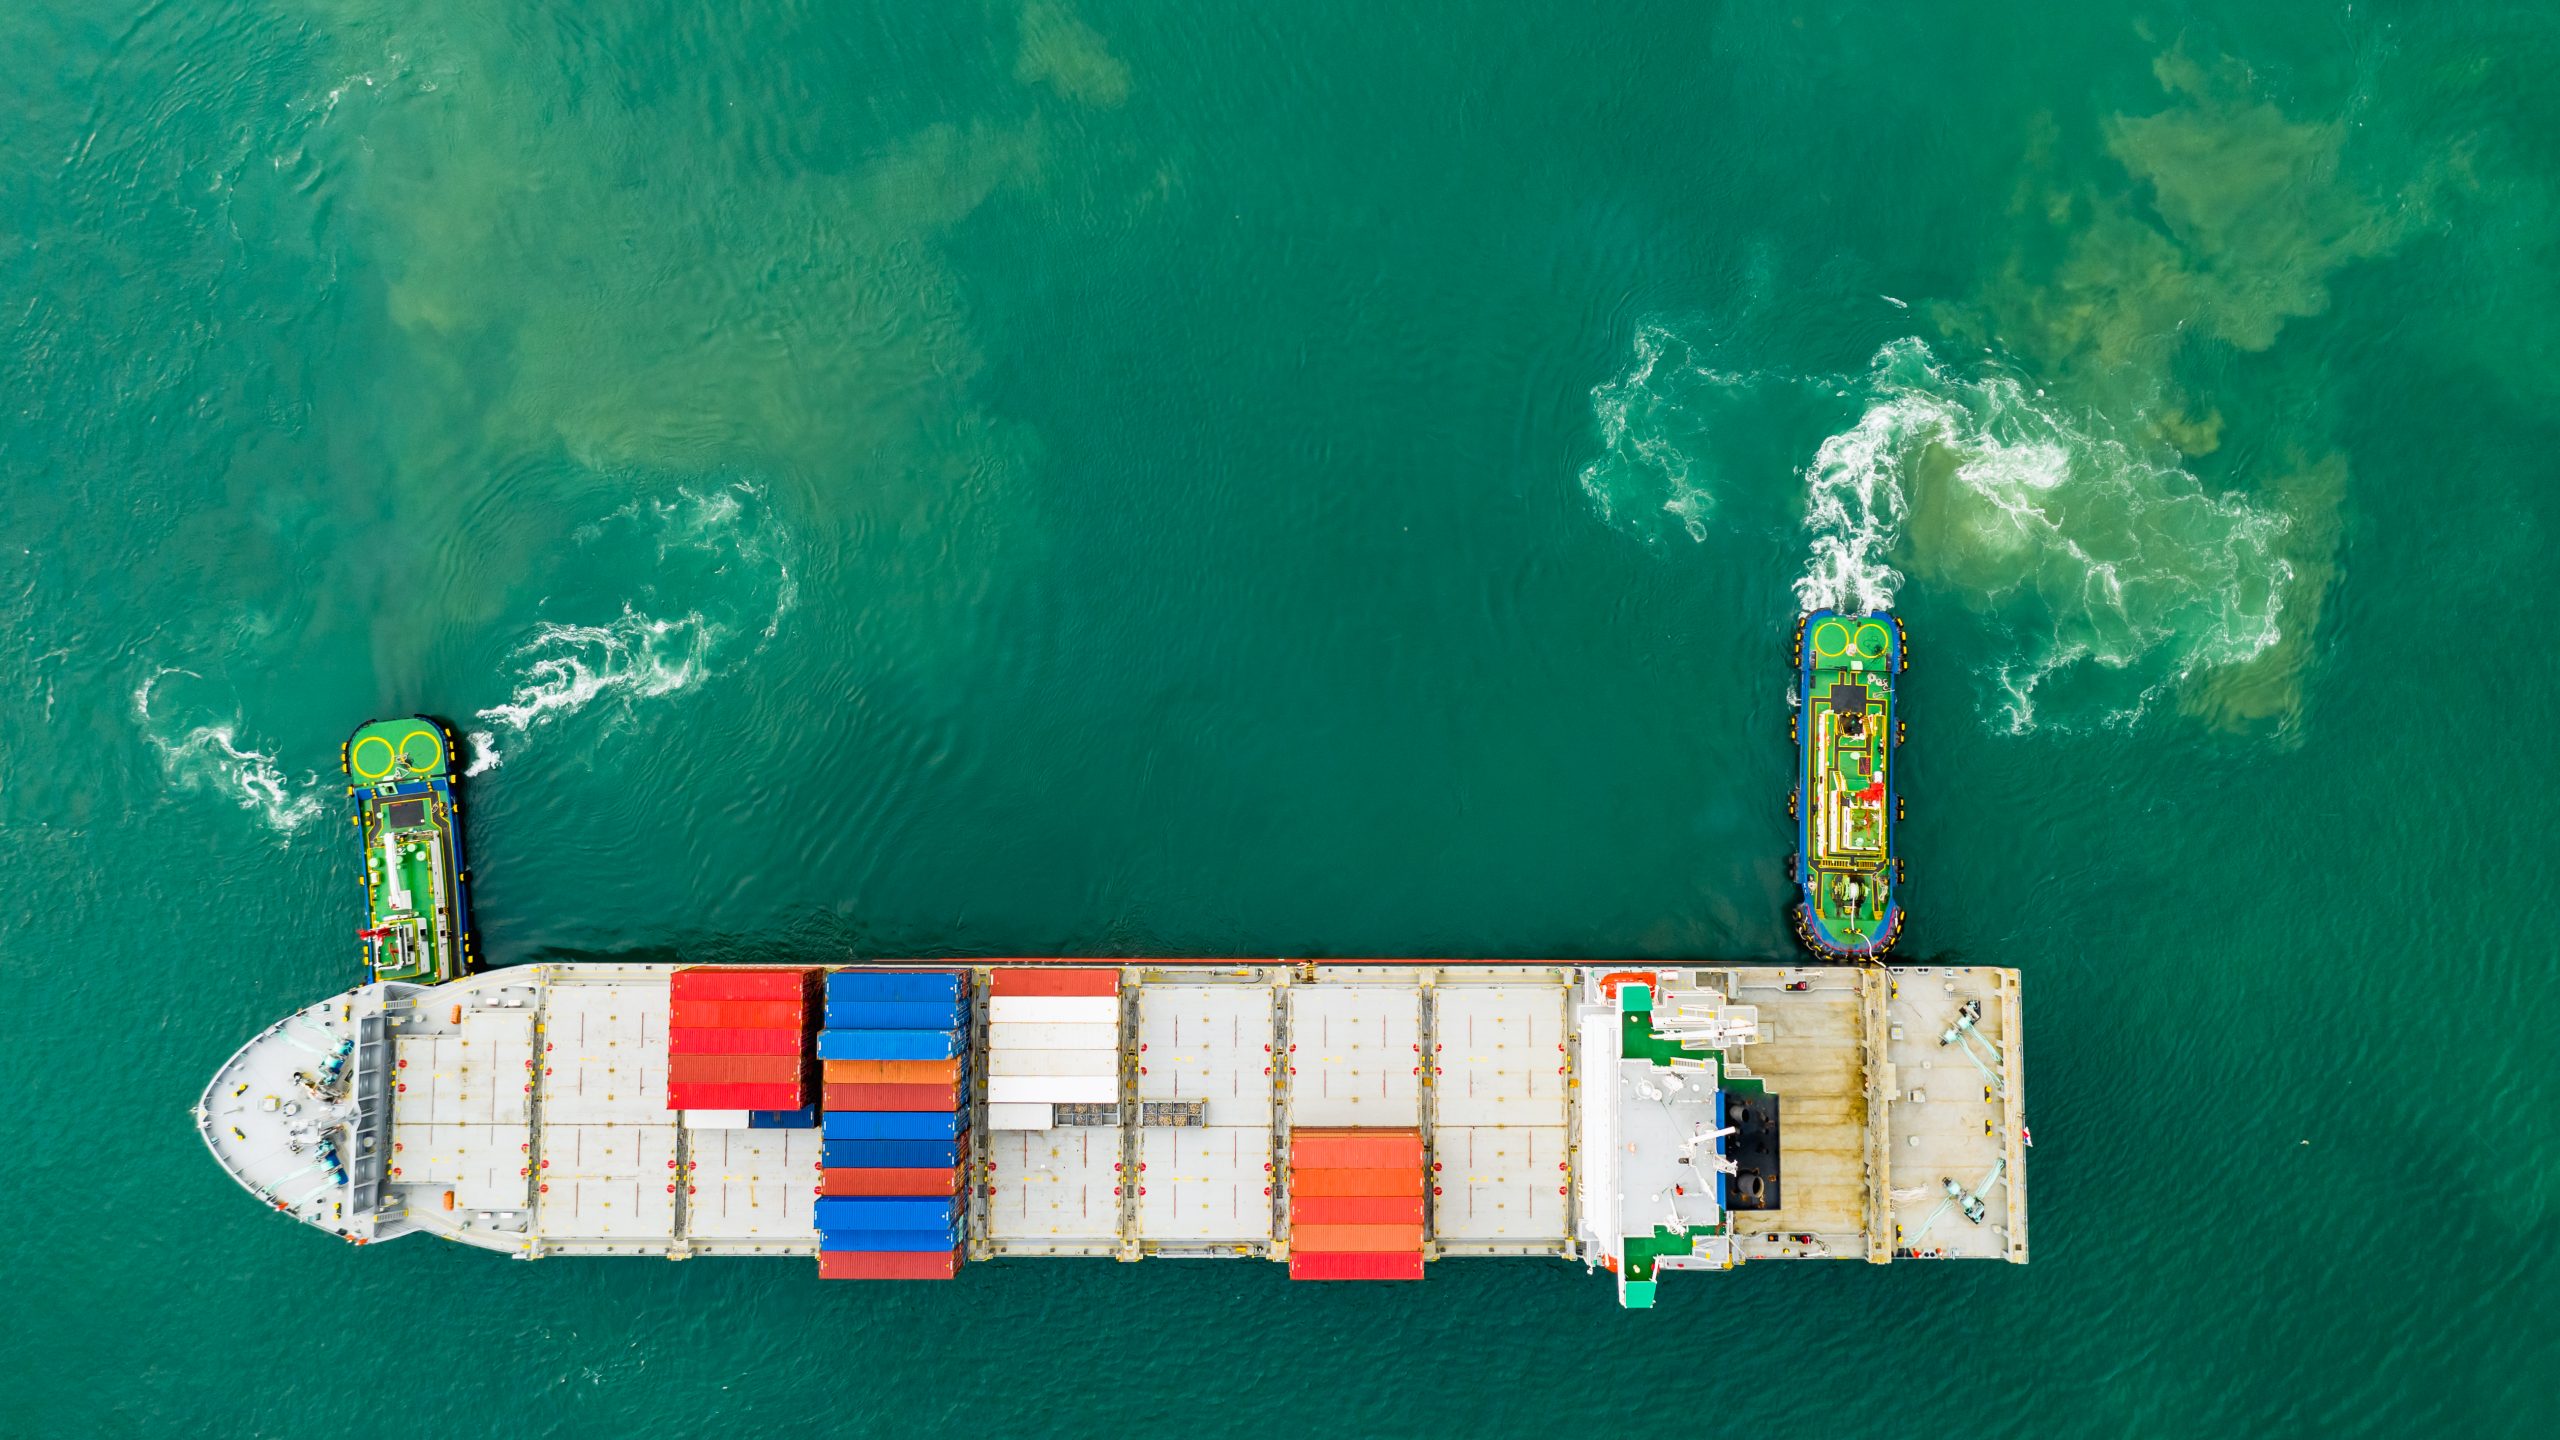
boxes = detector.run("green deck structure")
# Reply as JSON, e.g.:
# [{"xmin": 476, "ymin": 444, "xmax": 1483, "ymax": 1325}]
[
  {"xmin": 1792, "ymin": 612, "xmax": 1904, "ymax": 959},
  {"xmin": 343, "ymin": 717, "xmax": 476, "ymax": 984}
]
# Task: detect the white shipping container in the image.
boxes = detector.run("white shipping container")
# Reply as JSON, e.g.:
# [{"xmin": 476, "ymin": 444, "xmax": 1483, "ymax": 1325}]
[
  {"xmin": 987, "ymin": 1074, "xmax": 1118, "ymax": 1104},
  {"xmin": 988, "ymin": 1021, "xmax": 1120, "ymax": 1052},
  {"xmin": 988, "ymin": 996, "xmax": 1121, "ymax": 1026},
  {"xmin": 986, "ymin": 1102, "xmax": 1057, "ymax": 1131},
  {"xmin": 989, "ymin": 1048, "xmax": 1120, "ymax": 1077},
  {"xmin": 681, "ymin": 1109, "xmax": 754, "ymax": 1130}
]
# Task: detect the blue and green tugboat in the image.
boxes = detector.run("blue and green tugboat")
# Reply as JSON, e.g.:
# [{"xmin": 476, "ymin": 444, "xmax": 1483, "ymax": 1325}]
[
  {"xmin": 341, "ymin": 717, "xmax": 477, "ymax": 983},
  {"xmin": 1789, "ymin": 611, "xmax": 1904, "ymax": 960}
]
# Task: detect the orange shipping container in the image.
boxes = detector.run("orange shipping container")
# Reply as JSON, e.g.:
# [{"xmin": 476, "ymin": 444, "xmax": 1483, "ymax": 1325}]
[
  {"xmin": 823, "ymin": 1058, "xmax": 965, "ymax": 1086},
  {"xmin": 823, "ymin": 1081, "xmax": 964, "ymax": 1112},
  {"xmin": 1290, "ymin": 1194, "xmax": 1425, "ymax": 1226},
  {"xmin": 819, "ymin": 1165, "xmax": 965, "ymax": 1197},
  {"xmin": 987, "ymin": 967, "xmax": 1119, "ymax": 997},
  {"xmin": 1289, "ymin": 1223, "xmax": 1425, "ymax": 1253},
  {"xmin": 1288, "ymin": 1166, "xmax": 1423, "ymax": 1197},
  {"xmin": 1289, "ymin": 1129, "xmax": 1424, "ymax": 1170}
]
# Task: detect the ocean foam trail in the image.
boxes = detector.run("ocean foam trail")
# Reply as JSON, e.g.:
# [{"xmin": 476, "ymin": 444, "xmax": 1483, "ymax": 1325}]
[
  {"xmin": 133, "ymin": 671, "xmax": 326, "ymax": 836},
  {"xmin": 475, "ymin": 480, "xmax": 796, "ymax": 749},
  {"xmin": 1579, "ymin": 323, "xmax": 1756, "ymax": 542}
]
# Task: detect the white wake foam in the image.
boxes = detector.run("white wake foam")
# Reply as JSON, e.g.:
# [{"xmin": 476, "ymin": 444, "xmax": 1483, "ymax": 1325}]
[
  {"xmin": 474, "ymin": 481, "xmax": 795, "ymax": 750},
  {"xmin": 133, "ymin": 670, "xmax": 326, "ymax": 836}
]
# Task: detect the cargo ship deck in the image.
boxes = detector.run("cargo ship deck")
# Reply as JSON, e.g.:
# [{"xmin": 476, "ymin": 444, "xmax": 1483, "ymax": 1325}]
[{"xmin": 196, "ymin": 960, "xmax": 2026, "ymax": 1300}]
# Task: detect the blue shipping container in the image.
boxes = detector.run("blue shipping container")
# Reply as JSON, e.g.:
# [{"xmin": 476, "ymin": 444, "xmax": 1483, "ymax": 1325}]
[
  {"xmin": 814, "ymin": 1196, "xmax": 961, "ymax": 1230},
  {"xmin": 822, "ymin": 1109, "xmax": 965, "ymax": 1141},
  {"xmin": 825, "ymin": 970, "xmax": 967, "ymax": 1003},
  {"xmin": 748, "ymin": 1107, "xmax": 819, "ymax": 1129},
  {"xmin": 821, "ymin": 1137, "xmax": 970, "ymax": 1169},
  {"xmin": 821, "ymin": 998, "xmax": 970, "ymax": 1030},
  {"xmin": 815, "ymin": 1028, "xmax": 963, "ymax": 1061},
  {"xmin": 817, "ymin": 1227, "xmax": 965, "ymax": 1253}
]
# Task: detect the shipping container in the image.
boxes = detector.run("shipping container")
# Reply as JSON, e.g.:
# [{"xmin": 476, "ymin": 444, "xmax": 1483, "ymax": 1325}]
[
  {"xmin": 680, "ymin": 1110, "xmax": 755, "ymax": 1130},
  {"xmin": 665, "ymin": 1053, "xmax": 805, "ymax": 1087},
  {"xmin": 668, "ymin": 968, "xmax": 814, "ymax": 1001},
  {"xmin": 814, "ymin": 1028, "xmax": 963, "ymax": 1062},
  {"xmin": 822, "ymin": 1080, "xmax": 965, "ymax": 1113},
  {"xmin": 986, "ymin": 1048, "xmax": 1119, "ymax": 1077},
  {"xmin": 1289, "ymin": 1222, "xmax": 1426, "ymax": 1253},
  {"xmin": 821, "ymin": 1110, "xmax": 965, "ymax": 1141},
  {"xmin": 1288, "ymin": 1129, "xmax": 1426, "ymax": 1170},
  {"xmin": 1286, "ymin": 1166, "xmax": 1424, "ymax": 1196},
  {"xmin": 821, "ymin": 1057, "xmax": 965, "ymax": 1086},
  {"xmin": 987, "ymin": 968, "xmax": 1120, "ymax": 997},
  {"xmin": 987, "ymin": 996, "xmax": 1121, "ymax": 1026},
  {"xmin": 819, "ymin": 1165, "xmax": 965, "ymax": 1197},
  {"xmin": 747, "ymin": 1107, "xmax": 819, "ymax": 1129},
  {"xmin": 668, "ymin": 998, "xmax": 808, "ymax": 1030},
  {"xmin": 817, "ymin": 1227, "xmax": 965, "ymax": 1254},
  {"xmin": 1288, "ymin": 1194, "xmax": 1426, "ymax": 1225},
  {"xmin": 817, "ymin": 1249, "xmax": 962, "ymax": 1281},
  {"xmin": 823, "ymin": 969, "xmax": 967, "ymax": 1002},
  {"xmin": 814, "ymin": 1195, "xmax": 962, "ymax": 1231},
  {"xmin": 666, "ymin": 1081, "xmax": 808, "ymax": 1111},
  {"xmin": 667, "ymin": 1026, "xmax": 808, "ymax": 1056},
  {"xmin": 821, "ymin": 998, "xmax": 970, "ymax": 1030},
  {"xmin": 985, "ymin": 1022, "xmax": 1119, "ymax": 1052},
  {"xmin": 821, "ymin": 1136, "xmax": 970, "ymax": 1169},
  {"xmin": 985, "ymin": 1102, "xmax": 1055, "ymax": 1131},
  {"xmin": 1288, "ymin": 1250, "xmax": 1426, "ymax": 1281},
  {"xmin": 986, "ymin": 1074, "xmax": 1116, "ymax": 1104}
]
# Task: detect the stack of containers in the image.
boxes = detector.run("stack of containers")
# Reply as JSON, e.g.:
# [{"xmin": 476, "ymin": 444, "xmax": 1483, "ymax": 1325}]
[
  {"xmin": 666, "ymin": 968, "xmax": 817, "ymax": 1129},
  {"xmin": 984, "ymin": 968, "xmax": 1121, "ymax": 1131},
  {"xmin": 1287, "ymin": 1127, "xmax": 1427, "ymax": 1280},
  {"xmin": 812, "ymin": 969, "xmax": 970, "ymax": 1279}
]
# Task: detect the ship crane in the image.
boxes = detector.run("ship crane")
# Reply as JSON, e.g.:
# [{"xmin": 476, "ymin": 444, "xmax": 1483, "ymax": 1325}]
[{"xmin": 1940, "ymin": 999, "xmax": 2006, "ymax": 1095}]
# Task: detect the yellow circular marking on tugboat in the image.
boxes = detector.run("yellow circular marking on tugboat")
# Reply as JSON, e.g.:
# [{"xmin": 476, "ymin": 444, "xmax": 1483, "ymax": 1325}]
[
  {"xmin": 1812, "ymin": 619, "xmax": 1852, "ymax": 657},
  {"xmin": 350, "ymin": 735, "xmax": 396, "ymax": 780},
  {"xmin": 399, "ymin": 727, "xmax": 443, "ymax": 772},
  {"xmin": 1854, "ymin": 621, "xmax": 1891, "ymax": 658}
]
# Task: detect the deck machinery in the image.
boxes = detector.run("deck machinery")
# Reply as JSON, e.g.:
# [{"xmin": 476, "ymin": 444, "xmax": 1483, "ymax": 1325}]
[{"xmin": 195, "ymin": 960, "xmax": 2027, "ymax": 1305}]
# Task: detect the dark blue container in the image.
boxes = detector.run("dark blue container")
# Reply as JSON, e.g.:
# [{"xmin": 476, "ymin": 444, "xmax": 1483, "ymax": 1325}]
[
  {"xmin": 821, "ymin": 1137, "xmax": 969, "ymax": 1168},
  {"xmin": 815, "ymin": 1028, "xmax": 963, "ymax": 1061},
  {"xmin": 821, "ymin": 998, "xmax": 970, "ymax": 1030},
  {"xmin": 824, "ymin": 970, "xmax": 966, "ymax": 1003},
  {"xmin": 814, "ymin": 1196, "xmax": 961, "ymax": 1231},
  {"xmin": 816, "ymin": 1227, "xmax": 964, "ymax": 1253},
  {"xmin": 821, "ymin": 1109, "xmax": 965, "ymax": 1141},
  {"xmin": 747, "ymin": 1107, "xmax": 819, "ymax": 1129}
]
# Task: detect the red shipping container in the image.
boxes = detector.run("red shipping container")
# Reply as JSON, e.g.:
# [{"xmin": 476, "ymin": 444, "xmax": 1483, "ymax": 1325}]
[
  {"xmin": 823, "ymin": 1058, "xmax": 965, "ymax": 1085},
  {"xmin": 819, "ymin": 1165, "xmax": 966, "ymax": 1197},
  {"xmin": 1290, "ymin": 1194, "xmax": 1426, "ymax": 1226},
  {"xmin": 1289, "ymin": 1251, "xmax": 1425, "ymax": 1281},
  {"xmin": 823, "ymin": 1081, "xmax": 964, "ymax": 1112},
  {"xmin": 666, "ymin": 1053, "xmax": 804, "ymax": 1086},
  {"xmin": 1290, "ymin": 1223, "xmax": 1425, "ymax": 1253},
  {"xmin": 668, "ymin": 998, "xmax": 807, "ymax": 1030},
  {"xmin": 1290, "ymin": 1129, "xmax": 1424, "ymax": 1170},
  {"xmin": 987, "ymin": 967, "xmax": 1119, "ymax": 997},
  {"xmin": 665, "ymin": 1082, "xmax": 806, "ymax": 1110},
  {"xmin": 1288, "ymin": 1166, "xmax": 1423, "ymax": 1196},
  {"xmin": 668, "ymin": 1027, "xmax": 807, "ymax": 1056},
  {"xmin": 669, "ymin": 967, "xmax": 813, "ymax": 1001},
  {"xmin": 818, "ymin": 1249, "xmax": 962, "ymax": 1281}
]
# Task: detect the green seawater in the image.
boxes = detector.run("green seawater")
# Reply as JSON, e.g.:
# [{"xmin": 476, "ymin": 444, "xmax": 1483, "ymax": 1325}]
[{"xmin": 5, "ymin": 0, "xmax": 2556, "ymax": 1433}]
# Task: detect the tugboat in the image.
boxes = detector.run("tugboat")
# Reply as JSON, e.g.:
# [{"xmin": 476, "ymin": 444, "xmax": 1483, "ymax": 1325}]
[
  {"xmin": 1789, "ymin": 611, "xmax": 1904, "ymax": 960},
  {"xmin": 341, "ymin": 716, "xmax": 477, "ymax": 983}
]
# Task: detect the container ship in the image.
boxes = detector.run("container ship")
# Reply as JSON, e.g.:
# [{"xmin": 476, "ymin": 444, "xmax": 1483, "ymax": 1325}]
[
  {"xmin": 196, "ymin": 958, "xmax": 2026, "ymax": 1305},
  {"xmin": 1791, "ymin": 610, "xmax": 1905, "ymax": 961}
]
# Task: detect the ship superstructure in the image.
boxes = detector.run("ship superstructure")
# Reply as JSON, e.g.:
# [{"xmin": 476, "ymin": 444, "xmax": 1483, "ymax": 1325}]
[{"xmin": 195, "ymin": 960, "xmax": 2027, "ymax": 1303}]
